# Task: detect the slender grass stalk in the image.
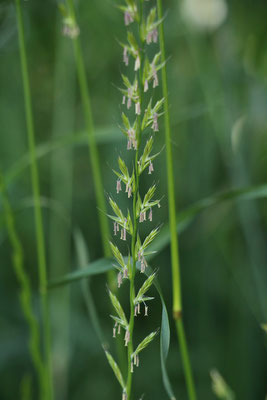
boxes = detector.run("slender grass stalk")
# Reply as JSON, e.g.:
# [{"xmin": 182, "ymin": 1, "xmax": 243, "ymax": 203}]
[
  {"xmin": 65, "ymin": 0, "xmax": 111, "ymax": 260},
  {"xmin": 15, "ymin": 1, "xmax": 53, "ymax": 399},
  {"xmin": 0, "ymin": 173, "xmax": 45, "ymax": 400},
  {"xmin": 156, "ymin": 0, "xmax": 197, "ymax": 399},
  {"xmin": 126, "ymin": 106, "xmax": 141, "ymax": 400},
  {"xmin": 126, "ymin": 4, "xmax": 144, "ymax": 395},
  {"xmin": 49, "ymin": 18, "xmax": 75, "ymax": 399},
  {"xmin": 105, "ymin": 1, "xmax": 164, "ymax": 399}
]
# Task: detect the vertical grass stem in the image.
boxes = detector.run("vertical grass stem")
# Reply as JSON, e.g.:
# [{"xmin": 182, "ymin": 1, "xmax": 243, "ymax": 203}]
[
  {"xmin": 66, "ymin": 0, "xmax": 111, "ymax": 259},
  {"xmin": 15, "ymin": 1, "xmax": 53, "ymax": 398},
  {"xmin": 156, "ymin": 0, "xmax": 197, "ymax": 398}
]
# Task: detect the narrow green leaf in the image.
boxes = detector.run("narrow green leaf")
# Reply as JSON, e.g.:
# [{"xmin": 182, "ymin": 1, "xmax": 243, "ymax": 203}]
[{"xmin": 105, "ymin": 351, "xmax": 125, "ymax": 390}]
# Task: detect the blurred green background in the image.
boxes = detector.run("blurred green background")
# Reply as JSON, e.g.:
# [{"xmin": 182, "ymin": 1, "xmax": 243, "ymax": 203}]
[{"xmin": 0, "ymin": 0, "xmax": 267, "ymax": 399}]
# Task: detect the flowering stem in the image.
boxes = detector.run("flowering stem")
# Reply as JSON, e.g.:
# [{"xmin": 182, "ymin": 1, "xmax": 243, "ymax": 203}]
[
  {"xmin": 126, "ymin": 149, "xmax": 140, "ymax": 398},
  {"xmin": 156, "ymin": 0, "xmax": 197, "ymax": 399},
  {"xmin": 125, "ymin": 2, "xmax": 145, "ymax": 397},
  {"xmin": 15, "ymin": 1, "xmax": 53, "ymax": 399}
]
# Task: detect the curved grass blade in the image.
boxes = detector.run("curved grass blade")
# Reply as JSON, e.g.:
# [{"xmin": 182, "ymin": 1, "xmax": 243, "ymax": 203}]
[
  {"xmin": 0, "ymin": 197, "xmax": 70, "ymax": 233},
  {"xmin": 4, "ymin": 128, "xmax": 122, "ymax": 185},
  {"xmin": 47, "ymin": 258, "xmax": 114, "ymax": 289}
]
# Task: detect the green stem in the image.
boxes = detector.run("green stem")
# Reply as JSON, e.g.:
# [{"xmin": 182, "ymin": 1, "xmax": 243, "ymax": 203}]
[
  {"xmin": 156, "ymin": 0, "xmax": 197, "ymax": 399},
  {"xmin": 66, "ymin": 0, "xmax": 111, "ymax": 259},
  {"xmin": 15, "ymin": 1, "xmax": 53, "ymax": 399},
  {"xmin": 176, "ymin": 319, "xmax": 197, "ymax": 400},
  {"xmin": 0, "ymin": 173, "xmax": 46, "ymax": 400},
  {"xmin": 126, "ymin": 150, "xmax": 139, "ymax": 398}
]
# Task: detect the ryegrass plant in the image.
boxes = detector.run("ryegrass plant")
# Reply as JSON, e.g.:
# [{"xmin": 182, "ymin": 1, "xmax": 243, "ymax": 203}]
[
  {"xmin": 104, "ymin": 0, "xmax": 165, "ymax": 398},
  {"xmin": 15, "ymin": 1, "xmax": 53, "ymax": 398}
]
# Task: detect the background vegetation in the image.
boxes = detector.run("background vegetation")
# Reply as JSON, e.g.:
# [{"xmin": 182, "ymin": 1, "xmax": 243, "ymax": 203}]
[{"xmin": 0, "ymin": 0, "xmax": 266, "ymax": 399}]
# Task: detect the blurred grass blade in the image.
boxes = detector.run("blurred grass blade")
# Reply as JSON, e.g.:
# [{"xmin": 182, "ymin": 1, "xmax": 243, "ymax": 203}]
[
  {"xmin": 47, "ymin": 258, "xmax": 113, "ymax": 289},
  {"xmin": 3, "ymin": 183, "xmax": 267, "ymax": 267},
  {"xmin": 147, "ymin": 183, "xmax": 267, "ymax": 260},
  {"xmin": 0, "ymin": 196, "xmax": 70, "ymax": 232},
  {"xmin": 74, "ymin": 229, "xmax": 106, "ymax": 345},
  {"xmin": 48, "ymin": 182, "xmax": 267, "ymax": 288},
  {"xmin": 4, "ymin": 128, "xmax": 122, "ymax": 186}
]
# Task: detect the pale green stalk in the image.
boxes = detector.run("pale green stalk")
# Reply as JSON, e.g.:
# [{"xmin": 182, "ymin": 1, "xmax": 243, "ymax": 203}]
[
  {"xmin": 15, "ymin": 1, "xmax": 53, "ymax": 398},
  {"xmin": 0, "ymin": 173, "xmax": 45, "ymax": 400},
  {"xmin": 156, "ymin": 0, "xmax": 197, "ymax": 399}
]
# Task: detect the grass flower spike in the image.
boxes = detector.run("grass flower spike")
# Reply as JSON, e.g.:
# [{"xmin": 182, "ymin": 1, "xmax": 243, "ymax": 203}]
[{"xmin": 105, "ymin": 0, "xmax": 164, "ymax": 398}]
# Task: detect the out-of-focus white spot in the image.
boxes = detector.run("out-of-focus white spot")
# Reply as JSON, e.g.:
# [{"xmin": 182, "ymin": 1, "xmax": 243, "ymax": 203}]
[{"xmin": 180, "ymin": 0, "xmax": 228, "ymax": 32}]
